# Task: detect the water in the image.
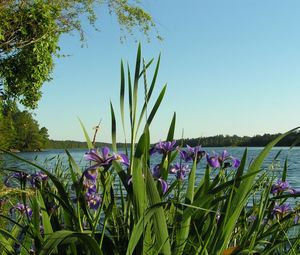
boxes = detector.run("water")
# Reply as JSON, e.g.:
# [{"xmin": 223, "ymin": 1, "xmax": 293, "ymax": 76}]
[{"xmin": 1, "ymin": 147, "xmax": 300, "ymax": 191}]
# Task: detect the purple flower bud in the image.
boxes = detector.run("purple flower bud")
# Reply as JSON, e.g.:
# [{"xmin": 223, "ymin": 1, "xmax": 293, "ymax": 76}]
[
  {"xmin": 152, "ymin": 164, "xmax": 161, "ymax": 179},
  {"xmin": 206, "ymin": 153, "xmax": 220, "ymax": 168},
  {"xmin": 83, "ymin": 179, "xmax": 97, "ymax": 194},
  {"xmin": 232, "ymin": 158, "xmax": 241, "ymax": 168},
  {"xmin": 84, "ymin": 169, "xmax": 98, "ymax": 181},
  {"xmin": 158, "ymin": 178, "xmax": 168, "ymax": 194},
  {"xmin": 85, "ymin": 193, "xmax": 101, "ymax": 210}
]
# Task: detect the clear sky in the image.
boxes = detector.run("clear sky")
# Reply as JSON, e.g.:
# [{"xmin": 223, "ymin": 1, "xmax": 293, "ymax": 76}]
[{"xmin": 35, "ymin": 0, "xmax": 300, "ymax": 143}]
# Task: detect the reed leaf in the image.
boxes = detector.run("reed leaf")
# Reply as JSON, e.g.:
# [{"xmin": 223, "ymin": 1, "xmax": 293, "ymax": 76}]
[
  {"xmin": 138, "ymin": 58, "xmax": 154, "ymax": 78},
  {"xmin": 78, "ymin": 118, "xmax": 93, "ymax": 149},
  {"xmin": 175, "ymin": 158, "xmax": 198, "ymax": 254},
  {"xmin": 127, "ymin": 63, "xmax": 133, "ymax": 127},
  {"xmin": 110, "ymin": 101, "xmax": 117, "ymax": 152},
  {"xmin": 132, "ymin": 133, "xmax": 147, "ymax": 220},
  {"xmin": 40, "ymin": 230, "xmax": 102, "ymax": 255},
  {"xmin": 0, "ymin": 228, "xmax": 30, "ymax": 255},
  {"xmin": 136, "ymin": 54, "xmax": 161, "ymax": 133},
  {"xmin": 146, "ymin": 84, "xmax": 167, "ymax": 127},
  {"xmin": 37, "ymin": 191, "xmax": 53, "ymax": 236},
  {"xmin": 0, "ymin": 234, "xmax": 14, "ymax": 255},
  {"xmin": 133, "ymin": 43, "xmax": 141, "ymax": 125},
  {"xmin": 120, "ymin": 59, "xmax": 128, "ymax": 153},
  {"xmin": 167, "ymin": 112, "xmax": 176, "ymax": 142},
  {"xmin": 145, "ymin": 167, "xmax": 171, "ymax": 254},
  {"xmin": 126, "ymin": 207, "xmax": 156, "ymax": 255},
  {"xmin": 120, "ymin": 59, "xmax": 125, "ymax": 129}
]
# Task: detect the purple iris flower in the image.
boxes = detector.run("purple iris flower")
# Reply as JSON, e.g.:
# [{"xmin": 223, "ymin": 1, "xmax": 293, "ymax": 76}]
[
  {"xmin": 273, "ymin": 203, "xmax": 293, "ymax": 218},
  {"xmin": 169, "ymin": 163, "xmax": 190, "ymax": 181},
  {"xmin": 29, "ymin": 171, "xmax": 48, "ymax": 187},
  {"xmin": 271, "ymin": 179, "xmax": 298, "ymax": 195},
  {"xmin": 150, "ymin": 140, "xmax": 177, "ymax": 155},
  {"xmin": 206, "ymin": 150, "xmax": 240, "ymax": 169},
  {"xmin": 4, "ymin": 172, "xmax": 29, "ymax": 187},
  {"xmin": 85, "ymin": 193, "xmax": 101, "ymax": 210},
  {"xmin": 180, "ymin": 145, "xmax": 206, "ymax": 163},
  {"xmin": 84, "ymin": 147, "xmax": 114, "ymax": 170},
  {"xmin": 206, "ymin": 153, "xmax": 220, "ymax": 168},
  {"xmin": 10, "ymin": 203, "xmax": 33, "ymax": 217},
  {"xmin": 113, "ymin": 153, "xmax": 130, "ymax": 167}
]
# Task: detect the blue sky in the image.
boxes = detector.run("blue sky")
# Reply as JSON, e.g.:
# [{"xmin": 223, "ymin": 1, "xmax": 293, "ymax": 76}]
[{"xmin": 35, "ymin": 0, "xmax": 300, "ymax": 143}]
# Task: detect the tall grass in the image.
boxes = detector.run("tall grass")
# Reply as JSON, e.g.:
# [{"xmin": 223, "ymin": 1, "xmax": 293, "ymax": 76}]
[{"xmin": 0, "ymin": 45, "xmax": 300, "ymax": 254}]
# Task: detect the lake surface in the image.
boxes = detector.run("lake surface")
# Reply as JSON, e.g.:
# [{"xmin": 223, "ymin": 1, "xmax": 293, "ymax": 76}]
[{"xmin": 1, "ymin": 147, "xmax": 300, "ymax": 191}]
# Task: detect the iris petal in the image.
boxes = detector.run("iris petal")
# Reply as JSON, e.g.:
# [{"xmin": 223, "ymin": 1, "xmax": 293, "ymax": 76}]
[{"xmin": 158, "ymin": 178, "xmax": 168, "ymax": 194}]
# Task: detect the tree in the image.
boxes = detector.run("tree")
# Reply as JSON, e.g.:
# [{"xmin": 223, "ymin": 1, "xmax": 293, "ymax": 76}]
[
  {"xmin": 0, "ymin": 0, "xmax": 158, "ymax": 109},
  {"xmin": 0, "ymin": 101, "xmax": 49, "ymax": 151},
  {"xmin": 0, "ymin": 110, "xmax": 16, "ymax": 150}
]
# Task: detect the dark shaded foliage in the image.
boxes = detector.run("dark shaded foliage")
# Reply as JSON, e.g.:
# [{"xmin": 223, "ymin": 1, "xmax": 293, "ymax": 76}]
[{"xmin": 181, "ymin": 132, "xmax": 300, "ymax": 147}]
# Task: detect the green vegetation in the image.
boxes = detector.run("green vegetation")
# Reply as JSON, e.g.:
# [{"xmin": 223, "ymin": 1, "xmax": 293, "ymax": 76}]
[
  {"xmin": 183, "ymin": 132, "xmax": 300, "ymax": 147},
  {"xmin": 0, "ymin": 46, "xmax": 300, "ymax": 254},
  {"xmin": 0, "ymin": 102, "xmax": 49, "ymax": 151},
  {"xmin": 0, "ymin": 0, "xmax": 158, "ymax": 109}
]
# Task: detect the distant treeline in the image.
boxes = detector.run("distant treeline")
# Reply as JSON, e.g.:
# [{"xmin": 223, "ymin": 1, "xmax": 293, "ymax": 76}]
[
  {"xmin": 47, "ymin": 131, "xmax": 300, "ymax": 149},
  {"xmin": 47, "ymin": 140, "xmax": 123, "ymax": 149},
  {"xmin": 181, "ymin": 132, "xmax": 300, "ymax": 147}
]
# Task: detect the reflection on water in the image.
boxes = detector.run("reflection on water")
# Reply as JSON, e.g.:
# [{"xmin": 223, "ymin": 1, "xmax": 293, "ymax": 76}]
[{"xmin": 1, "ymin": 147, "xmax": 300, "ymax": 190}]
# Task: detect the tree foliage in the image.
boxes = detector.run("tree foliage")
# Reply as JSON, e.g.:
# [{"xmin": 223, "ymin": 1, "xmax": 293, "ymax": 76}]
[
  {"xmin": 0, "ymin": 0, "xmax": 157, "ymax": 109},
  {"xmin": 0, "ymin": 102, "xmax": 49, "ymax": 151},
  {"xmin": 182, "ymin": 132, "xmax": 300, "ymax": 147}
]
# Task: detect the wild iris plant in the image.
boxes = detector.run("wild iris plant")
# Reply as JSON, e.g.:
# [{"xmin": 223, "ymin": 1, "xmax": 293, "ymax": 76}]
[{"xmin": 1, "ymin": 45, "xmax": 300, "ymax": 255}]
